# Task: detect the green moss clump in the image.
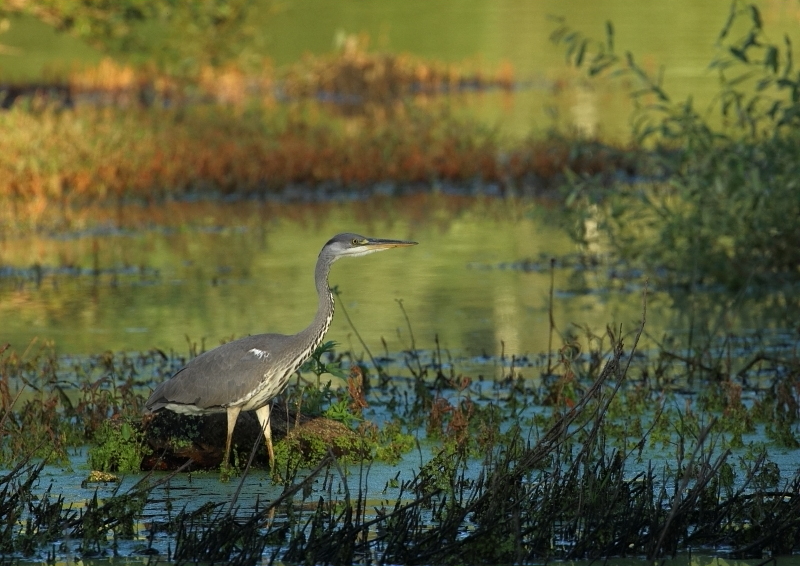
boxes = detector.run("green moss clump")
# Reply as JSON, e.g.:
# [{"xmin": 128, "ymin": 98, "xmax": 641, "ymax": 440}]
[{"xmin": 88, "ymin": 419, "xmax": 150, "ymax": 473}]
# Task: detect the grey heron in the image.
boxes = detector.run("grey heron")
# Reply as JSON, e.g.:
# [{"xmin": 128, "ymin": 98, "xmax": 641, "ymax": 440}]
[{"xmin": 144, "ymin": 233, "xmax": 417, "ymax": 469}]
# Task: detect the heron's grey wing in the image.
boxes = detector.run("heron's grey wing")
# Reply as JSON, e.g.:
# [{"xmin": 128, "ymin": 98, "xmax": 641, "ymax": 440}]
[{"xmin": 145, "ymin": 333, "xmax": 292, "ymax": 411}]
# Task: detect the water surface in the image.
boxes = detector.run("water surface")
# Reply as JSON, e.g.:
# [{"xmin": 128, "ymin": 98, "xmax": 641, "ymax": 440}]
[{"xmin": 1, "ymin": 196, "xmax": 794, "ymax": 363}]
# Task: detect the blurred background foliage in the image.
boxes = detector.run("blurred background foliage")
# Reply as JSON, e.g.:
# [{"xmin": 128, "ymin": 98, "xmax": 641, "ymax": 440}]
[{"xmin": 1, "ymin": 0, "xmax": 263, "ymax": 73}]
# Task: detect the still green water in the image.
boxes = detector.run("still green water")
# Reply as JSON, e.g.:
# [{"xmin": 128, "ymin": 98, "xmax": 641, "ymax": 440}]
[
  {"xmin": 0, "ymin": 196, "xmax": 793, "ymax": 361},
  {"xmin": 0, "ymin": 198, "xmax": 572, "ymax": 357},
  {"xmin": 3, "ymin": 1, "xmax": 800, "ymax": 140}
]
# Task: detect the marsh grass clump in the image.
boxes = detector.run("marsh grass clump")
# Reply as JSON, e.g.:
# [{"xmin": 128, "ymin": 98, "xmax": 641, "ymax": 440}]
[
  {"xmin": 172, "ymin": 507, "xmax": 269, "ymax": 566},
  {"xmin": 0, "ymin": 452, "xmax": 151, "ymax": 559},
  {"xmin": 0, "ymin": 341, "xmax": 80, "ymax": 462},
  {"xmin": 0, "ymin": 343, "xmax": 171, "ymax": 466},
  {"xmin": 0, "ymin": 52, "xmax": 640, "ymax": 236},
  {"xmin": 368, "ymin": 340, "xmax": 800, "ymax": 563},
  {"xmin": 280, "ymin": 33, "xmax": 516, "ymax": 116},
  {"xmin": 0, "ymin": 459, "xmax": 64, "ymax": 556}
]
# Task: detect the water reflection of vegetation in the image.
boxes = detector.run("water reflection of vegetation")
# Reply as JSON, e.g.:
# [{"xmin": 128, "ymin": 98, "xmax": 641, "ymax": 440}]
[{"xmin": 0, "ymin": 195, "xmax": 598, "ymax": 358}]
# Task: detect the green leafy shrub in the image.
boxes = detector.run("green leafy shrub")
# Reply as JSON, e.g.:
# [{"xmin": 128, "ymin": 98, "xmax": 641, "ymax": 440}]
[
  {"xmin": 88, "ymin": 419, "xmax": 150, "ymax": 473},
  {"xmin": 553, "ymin": 2, "xmax": 800, "ymax": 289}
]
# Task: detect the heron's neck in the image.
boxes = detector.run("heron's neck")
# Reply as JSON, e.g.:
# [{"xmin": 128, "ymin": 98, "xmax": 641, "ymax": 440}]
[{"xmin": 297, "ymin": 253, "xmax": 335, "ymax": 351}]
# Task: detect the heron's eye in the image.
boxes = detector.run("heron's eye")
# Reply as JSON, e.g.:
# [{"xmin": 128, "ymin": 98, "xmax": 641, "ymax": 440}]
[{"xmin": 351, "ymin": 238, "xmax": 359, "ymax": 245}]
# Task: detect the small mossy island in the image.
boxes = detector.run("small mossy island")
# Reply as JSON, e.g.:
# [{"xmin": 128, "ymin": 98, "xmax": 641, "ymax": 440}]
[
  {"xmin": 138, "ymin": 408, "xmax": 367, "ymax": 472},
  {"xmin": 2, "ymin": 1, "xmax": 800, "ymax": 564}
]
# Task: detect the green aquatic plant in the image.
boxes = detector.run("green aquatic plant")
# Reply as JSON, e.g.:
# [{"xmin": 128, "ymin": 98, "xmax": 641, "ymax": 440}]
[
  {"xmin": 0, "ymin": 451, "xmax": 152, "ymax": 558},
  {"xmin": 4, "ymin": 279, "xmax": 800, "ymax": 562},
  {"xmin": 368, "ymin": 420, "xmax": 416, "ymax": 464},
  {"xmin": 87, "ymin": 418, "xmax": 151, "ymax": 473},
  {"xmin": 299, "ymin": 340, "xmax": 348, "ymax": 385},
  {"xmin": 323, "ymin": 398, "xmax": 362, "ymax": 428}
]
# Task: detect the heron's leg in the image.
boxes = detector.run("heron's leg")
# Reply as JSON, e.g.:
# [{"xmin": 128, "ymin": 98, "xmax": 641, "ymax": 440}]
[
  {"xmin": 224, "ymin": 405, "xmax": 242, "ymax": 468},
  {"xmin": 255, "ymin": 404, "xmax": 275, "ymax": 468}
]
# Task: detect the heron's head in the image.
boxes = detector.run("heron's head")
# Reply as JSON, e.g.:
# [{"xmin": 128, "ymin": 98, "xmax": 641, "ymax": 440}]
[{"xmin": 323, "ymin": 233, "xmax": 418, "ymax": 260}]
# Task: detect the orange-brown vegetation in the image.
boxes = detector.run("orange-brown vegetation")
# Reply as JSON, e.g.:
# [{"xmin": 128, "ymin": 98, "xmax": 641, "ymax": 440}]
[
  {"xmin": 0, "ymin": 105, "xmax": 630, "ymax": 196},
  {"xmin": 0, "ymin": 43, "xmax": 638, "ymax": 232}
]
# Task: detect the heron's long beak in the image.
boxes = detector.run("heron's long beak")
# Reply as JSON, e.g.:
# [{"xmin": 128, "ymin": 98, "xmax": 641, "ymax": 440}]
[{"xmin": 365, "ymin": 238, "xmax": 418, "ymax": 250}]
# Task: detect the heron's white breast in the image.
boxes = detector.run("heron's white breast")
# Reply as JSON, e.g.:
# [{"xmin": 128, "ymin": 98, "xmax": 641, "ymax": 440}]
[{"xmin": 232, "ymin": 294, "xmax": 334, "ymax": 412}]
